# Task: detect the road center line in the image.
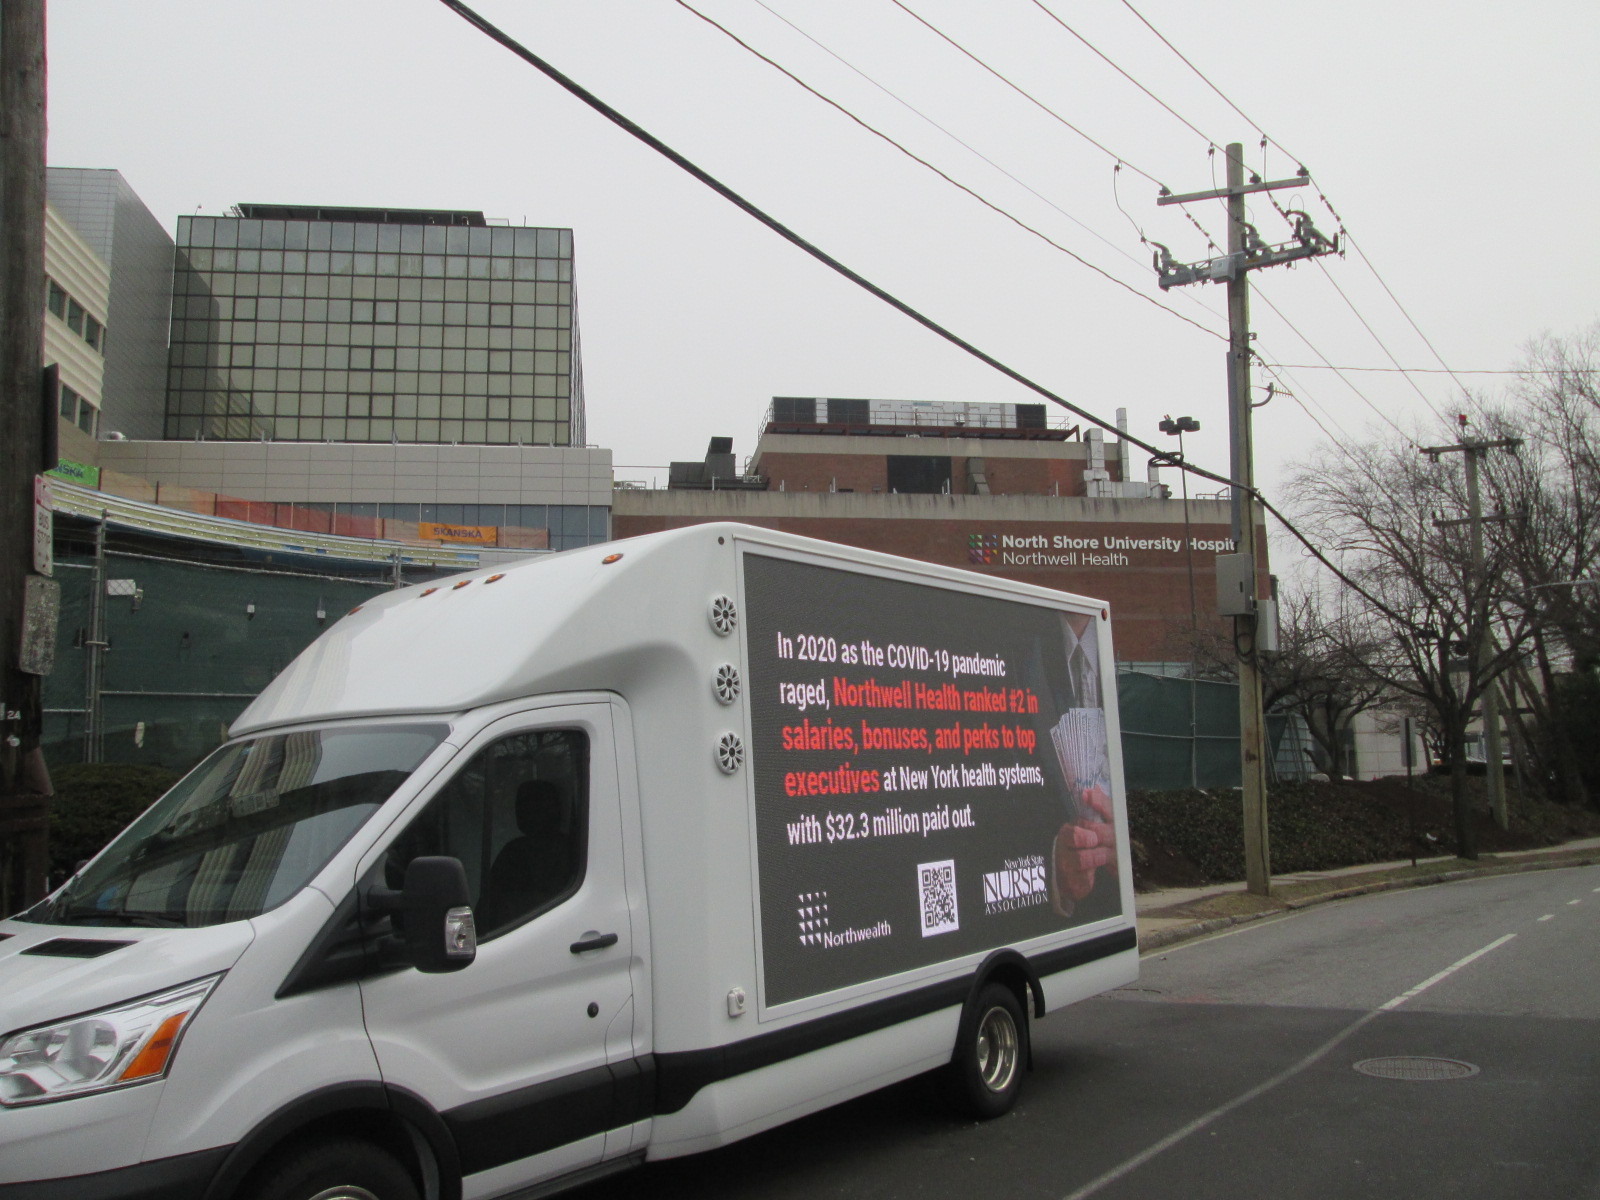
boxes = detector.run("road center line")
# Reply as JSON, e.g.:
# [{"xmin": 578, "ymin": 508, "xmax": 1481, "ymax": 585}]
[
  {"xmin": 1378, "ymin": 933, "xmax": 1516, "ymax": 1010},
  {"xmin": 1538, "ymin": 914, "xmax": 1554, "ymax": 922},
  {"xmin": 1060, "ymin": 933, "xmax": 1518, "ymax": 1200},
  {"xmin": 1567, "ymin": 899, "xmax": 1581, "ymax": 906}
]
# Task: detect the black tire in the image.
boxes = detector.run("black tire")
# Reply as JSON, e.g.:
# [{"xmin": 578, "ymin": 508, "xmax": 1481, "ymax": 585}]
[
  {"xmin": 243, "ymin": 1137, "xmax": 421, "ymax": 1200},
  {"xmin": 946, "ymin": 982, "xmax": 1026, "ymax": 1120}
]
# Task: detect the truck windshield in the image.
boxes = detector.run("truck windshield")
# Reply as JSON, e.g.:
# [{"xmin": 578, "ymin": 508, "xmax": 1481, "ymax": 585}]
[{"xmin": 26, "ymin": 724, "xmax": 449, "ymax": 929}]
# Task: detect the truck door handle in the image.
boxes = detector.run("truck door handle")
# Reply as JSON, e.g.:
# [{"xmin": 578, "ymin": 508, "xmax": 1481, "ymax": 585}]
[{"xmin": 570, "ymin": 932, "xmax": 618, "ymax": 954}]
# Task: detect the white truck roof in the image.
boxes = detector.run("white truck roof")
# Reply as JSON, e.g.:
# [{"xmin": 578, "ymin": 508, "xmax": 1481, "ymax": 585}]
[{"xmin": 232, "ymin": 523, "xmax": 1105, "ymax": 736}]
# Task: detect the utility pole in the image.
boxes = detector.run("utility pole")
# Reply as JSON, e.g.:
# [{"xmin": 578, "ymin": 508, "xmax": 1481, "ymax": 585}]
[
  {"xmin": 1, "ymin": 0, "xmax": 53, "ymax": 916},
  {"xmin": 1154, "ymin": 143, "xmax": 1339, "ymax": 896},
  {"xmin": 1423, "ymin": 417, "xmax": 1522, "ymax": 833}
]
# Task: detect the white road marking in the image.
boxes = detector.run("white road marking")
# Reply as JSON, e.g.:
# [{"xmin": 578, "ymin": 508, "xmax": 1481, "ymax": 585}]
[
  {"xmin": 1568, "ymin": 899, "xmax": 1582, "ymax": 906},
  {"xmin": 1378, "ymin": 934, "xmax": 1517, "ymax": 1010},
  {"xmin": 1061, "ymin": 933, "xmax": 1518, "ymax": 1200},
  {"xmin": 1538, "ymin": 915, "xmax": 1555, "ymax": 922}
]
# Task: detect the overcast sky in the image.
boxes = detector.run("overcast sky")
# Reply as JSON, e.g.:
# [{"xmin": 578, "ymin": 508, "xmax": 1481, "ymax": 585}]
[{"xmin": 44, "ymin": 0, "xmax": 1600, "ymax": 504}]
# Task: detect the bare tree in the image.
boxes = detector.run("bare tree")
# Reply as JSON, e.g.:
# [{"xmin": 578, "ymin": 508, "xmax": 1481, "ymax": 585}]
[
  {"xmin": 1287, "ymin": 427, "xmax": 1536, "ymax": 858},
  {"xmin": 1175, "ymin": 576, "xmax": 1390, "ymax": 780},
  {"xmin": 1473, "ymin": 326, "xmax": 1600, "ymax": 804}
]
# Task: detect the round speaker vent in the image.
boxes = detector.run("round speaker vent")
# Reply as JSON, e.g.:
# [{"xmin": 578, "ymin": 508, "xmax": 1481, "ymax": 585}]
[
  {"xmin": 714, "ymin": 664, "xmax": 742, "ymax": 705},
  {"xmin": 716, "ymin": 733, "xmax": 745, "ymax": 775},
  {"xmin": 709, "ymin": 595, "xmax": 738, "ymax": 636}
]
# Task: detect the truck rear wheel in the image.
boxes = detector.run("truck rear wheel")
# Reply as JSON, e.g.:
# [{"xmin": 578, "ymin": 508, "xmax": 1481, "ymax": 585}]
[
  {"xmin": 243, "ymin": 1137, "xmax": 421, "ymax": 1200},
  {"xmin": 947, "ymin": 982, "xmax": 1025, "ymax": 1119}
]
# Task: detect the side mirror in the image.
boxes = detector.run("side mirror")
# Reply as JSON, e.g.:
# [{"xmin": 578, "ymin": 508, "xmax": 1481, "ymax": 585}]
[{"xmin": 370, "ymin": 856, "xmax": 477, "ymax": 973}]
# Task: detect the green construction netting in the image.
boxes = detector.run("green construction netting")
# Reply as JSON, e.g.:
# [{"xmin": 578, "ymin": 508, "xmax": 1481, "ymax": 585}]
[
  {"xmin": 1118, "ymin": 671, "xmax": 1243, "ymax": 791},
  {"xmin": 44, "ymin": 553, "xmax": 391, "ymax": 771},
  {"xmin": 46, "ymin": 566, "xmax": 1273, "ymax": 789}
]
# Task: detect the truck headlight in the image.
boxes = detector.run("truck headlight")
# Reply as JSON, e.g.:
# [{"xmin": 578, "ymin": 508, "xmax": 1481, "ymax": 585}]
[{"xmin": 0, "ymin": 975, "xmax": 221, "ymax": 1106}]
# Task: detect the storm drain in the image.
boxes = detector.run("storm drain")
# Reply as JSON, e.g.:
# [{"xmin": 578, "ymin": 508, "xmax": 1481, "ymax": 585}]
[{"xmin": 1353, "ymin": 1056, "xmax": 1480, "ymax": 1081}]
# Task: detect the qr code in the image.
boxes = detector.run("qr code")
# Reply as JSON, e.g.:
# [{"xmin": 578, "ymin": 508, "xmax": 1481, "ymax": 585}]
[{"xmin": 918, "ymin": 860, "xmax": 959, "ymax": 937}]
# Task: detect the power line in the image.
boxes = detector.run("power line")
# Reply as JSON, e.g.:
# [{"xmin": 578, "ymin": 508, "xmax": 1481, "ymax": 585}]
[
  {"xmin": 430, "ymin": 0, "xmax": 1423, "ymax": 637},
  {"xmin": 1117, "ymin": 1, "xmax": 1481, "ymax": 407},
  {"xmin": 434, "ymin": 0, "xmax": 1218, "ymax": 476},
  {"xmin": 1029, "ymin": 0, "xmax": 1218, "ymax": 148},
  {"xmin": 1251, "ymin": 357, "xmax": 1351, "ymax": 449},
  {"xmin": 1262, "ymin": 364, "xmax": 1588, "ymax": 376},
  {"xmin": 1264, "ymin": 193, "xmax": 1448, "ymax": 423},
  {"xmin": 887, "ymin": 0, "xmax": 1169, "ymax": 189},
  {"xmin": 744, "ymin": 0, "xmax": 1227, "ymax": 332},
  {"xmin": 1117, "ymin": 0, "xmax": 1286, "ymax": 162},
  {"xmin": 675, "ymin": 0, "xmax": 1226, "ymax": 341},
  {"xmin": 749, "ymin": 0, "xmax": 1231, "ymax": 329},
  {"xmin": 1251, "ymin": 282, "xmax": 1423, "ymax": 449},
  {"xmin": 1343, "ymin": 230, "xmax": 1478, "ymax": 400}
]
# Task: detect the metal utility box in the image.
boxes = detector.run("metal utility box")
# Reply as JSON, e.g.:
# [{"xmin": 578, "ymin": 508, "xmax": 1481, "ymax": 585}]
[{"xmin": 1215, "ymin": 552, "xmax": 1257, "ymax": 616}]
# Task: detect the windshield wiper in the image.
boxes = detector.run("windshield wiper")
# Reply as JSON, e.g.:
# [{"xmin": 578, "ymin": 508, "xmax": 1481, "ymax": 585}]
[{"xmin": 57, "ymin": 910, "xmax": 189, "ymax": 928}]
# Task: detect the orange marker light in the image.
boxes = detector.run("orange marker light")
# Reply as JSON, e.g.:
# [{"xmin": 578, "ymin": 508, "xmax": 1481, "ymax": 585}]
[
  {"xmin": 119, "ymin": 1012, "xmax": 189, "ymax": 1081},
  {"xmin": 485, "ymin": 573, "xmax": 506, "ymax": 584},
  {"xmin": 452, "ymin": 580, "xmax": 472, "ymax": 590},
  {"xmin": 420, "ymin": 588, "xmax": 439, "ymax": 597},
  {"xmin": 602, "ymin": 554, "xmax": 624, "ymax": 565},
  {"xmin": 349, "ymin": 605, "xmax": 364, "ymax": 614}
]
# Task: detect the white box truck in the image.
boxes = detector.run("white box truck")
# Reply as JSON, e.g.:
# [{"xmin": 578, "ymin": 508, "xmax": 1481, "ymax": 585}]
[{"xmin": 0, "ymin": 524, "xmax": 1136, "ymax": 1200}]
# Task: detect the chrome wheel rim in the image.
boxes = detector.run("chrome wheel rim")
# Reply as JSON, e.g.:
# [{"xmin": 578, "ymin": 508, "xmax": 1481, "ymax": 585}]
[
  {"xmin": 305, "ymin": 1188, "xmax": 381, "ymax": 1200},
  {"xmin": 975, "ymin": 1005, "xmax": 1020, "ymax": 1093}
]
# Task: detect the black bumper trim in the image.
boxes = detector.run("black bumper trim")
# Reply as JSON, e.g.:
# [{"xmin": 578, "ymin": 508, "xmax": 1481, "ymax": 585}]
[
  {"xmin": 0, "ymin": 1146, "xmax": 229, "ymax": 1200},
  {"xmin": 653, "ymin": 925, "xmax": 1136, "ymax": 1113}
]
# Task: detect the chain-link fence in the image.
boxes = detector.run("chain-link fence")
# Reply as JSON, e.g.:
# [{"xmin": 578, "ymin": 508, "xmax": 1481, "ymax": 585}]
[{"xmin": 45, "ymin": 549, "xmax": 401, "ymax": 771}]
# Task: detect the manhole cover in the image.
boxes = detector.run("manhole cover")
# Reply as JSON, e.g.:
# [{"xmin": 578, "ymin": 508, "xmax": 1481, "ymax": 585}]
[{"xmin": 1353, "ymin": 1056, "xmax": 1480, "ymax": 1081}]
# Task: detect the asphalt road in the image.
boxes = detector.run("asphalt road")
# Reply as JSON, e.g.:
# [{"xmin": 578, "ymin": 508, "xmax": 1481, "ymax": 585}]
[{"xmin": 573, "ymin": 864, "xmax": 1600, "ymax": 1200}]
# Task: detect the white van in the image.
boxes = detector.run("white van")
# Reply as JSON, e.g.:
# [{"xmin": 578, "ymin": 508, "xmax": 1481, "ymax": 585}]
[{"xmin": 0, "ymin": 524, "xmax": 1136, "ymax": 1200}]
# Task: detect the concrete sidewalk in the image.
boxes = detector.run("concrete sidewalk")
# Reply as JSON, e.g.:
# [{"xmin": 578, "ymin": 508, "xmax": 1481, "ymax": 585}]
[{"xmin": 1134, "ymin": 836, "xmax": 1600, "ymax": 951}]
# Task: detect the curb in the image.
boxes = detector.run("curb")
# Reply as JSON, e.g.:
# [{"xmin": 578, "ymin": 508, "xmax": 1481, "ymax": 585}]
[{"xmin": 1136, "ymin": 852, "xmax": 1600, "ymax": 953}]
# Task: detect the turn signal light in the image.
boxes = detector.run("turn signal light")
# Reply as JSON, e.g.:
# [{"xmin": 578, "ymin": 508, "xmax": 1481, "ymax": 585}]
[{"xmin": 118, "ymin": 1012, "xmax": 189, "ymax": 1082}]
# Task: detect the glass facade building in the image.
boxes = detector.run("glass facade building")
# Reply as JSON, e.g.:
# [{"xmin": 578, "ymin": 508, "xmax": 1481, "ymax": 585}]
[{"xmin": 165, "ymin": 205, "xmax": 584, "ymax": 447}]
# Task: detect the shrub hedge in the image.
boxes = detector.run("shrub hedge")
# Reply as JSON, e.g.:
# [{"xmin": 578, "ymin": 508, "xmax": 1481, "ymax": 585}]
[
  {"xmin": 1129, "ymin": 778, "xmax": 1600, "ymax": 884},
  {"xmin": 46, "ymin": 763, "xmax": 180, "ymax": 882}
]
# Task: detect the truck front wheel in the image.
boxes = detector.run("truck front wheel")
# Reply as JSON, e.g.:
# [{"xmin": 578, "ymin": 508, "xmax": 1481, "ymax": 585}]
[
  {"xmin": 947, "ymin": 982, "xmax": 1026, "ymax": 1119},
  {"xmin": 243, "ymin": 1137, "xmax": 421, "ymax": 1200}
]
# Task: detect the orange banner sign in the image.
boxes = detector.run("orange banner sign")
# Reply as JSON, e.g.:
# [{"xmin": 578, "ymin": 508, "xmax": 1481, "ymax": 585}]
[{"xmin": 419, "ymin": 522, "xmax": 498, "ymax": 546}]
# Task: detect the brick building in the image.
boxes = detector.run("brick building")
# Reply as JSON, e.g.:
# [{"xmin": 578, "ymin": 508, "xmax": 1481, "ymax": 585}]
[{"xmin": 612, "ymin": 398, "xmax": 1265, "ymax": 665}]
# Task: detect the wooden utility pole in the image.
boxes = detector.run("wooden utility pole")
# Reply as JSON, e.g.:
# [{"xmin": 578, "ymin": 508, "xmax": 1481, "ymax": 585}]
[
  {"xmin": 1154, "ymin": 143, "xmax": 1339, "ymax": 896},
  {"xmin": 1221, "ymin": 146, "xmax": 1271, "ymax": 896},
  {"xmin": 1, "ymin": 0, "xmax": 53, "ymax": 916},
  {"xmin": 1422, "ymin": 418, "xmax": 1522, "ymax": 835}
]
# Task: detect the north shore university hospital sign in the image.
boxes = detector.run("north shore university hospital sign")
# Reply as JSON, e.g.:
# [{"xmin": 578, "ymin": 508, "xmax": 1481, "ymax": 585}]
[{"xmin": 966, "ymin": 530, "xmax": 1233, "ymax": 568}]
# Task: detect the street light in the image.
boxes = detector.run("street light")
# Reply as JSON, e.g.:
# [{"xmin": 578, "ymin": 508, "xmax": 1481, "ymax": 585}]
[
  {"xmin": 1160, "ymin": 415, "xmax": 1201, "ymax": 790},
  {"xmin": 1157, "ymin": 416, "xmax": 1201, "ymax": 630}
]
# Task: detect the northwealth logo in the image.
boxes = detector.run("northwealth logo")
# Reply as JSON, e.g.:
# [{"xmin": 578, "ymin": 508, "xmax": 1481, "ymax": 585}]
[
  {"xmin": 968, "ymin": 533, "xmax": 999, "ymax": 565},
  {"xmin": 796, "ymin": 892, "xmax": 830, "ymax": 945}
]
